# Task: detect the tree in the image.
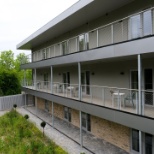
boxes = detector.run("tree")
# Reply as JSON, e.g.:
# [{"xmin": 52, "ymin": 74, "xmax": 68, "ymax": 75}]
[
  {"xmin": 0, "ymin": 50, "xmax": 15, "ymax": 70},
  {"xmin": 15, "ymin": 53, "xmax": 29, "ymax": 71},
  {"xmin": 15, "ymin": 53, "xmax": 32, "ymax": 84},
  {"xmin": 0, "ymin": 70, "xmax": 21, "ymax": 96},
  {"xmin": 40, "ymin": 121, "xmax": 46, "ymax": 137},
  {"xmin": 24, "ymin": 114, "xmax": 29, "ymax": 120}
]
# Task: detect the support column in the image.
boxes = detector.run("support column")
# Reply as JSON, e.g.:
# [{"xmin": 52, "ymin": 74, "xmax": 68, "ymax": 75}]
[
  {"xmin": 51, "ymin": 66, "xmax": 53, "ymax": 93},
  {"xmin": 79, "ymin": 111, "xmax": 83, "ymax": 148},
  {"xmin": 138, "ymin": 54, "xmax": 142, "ymax": 115},
  {"xmin": 139, "ymin": 131, "xmax": 142, "ymax": 154},
  {"xmin": 52, "ymin": 102, "xmax": 54, "ymax": 128},
  {"xmin": 78, "ymin": 62, "xmax": 81, "ymax": 100},
  {"xmin": 34, "ymin": 69, "xmax": 37, "ymax": 90}
]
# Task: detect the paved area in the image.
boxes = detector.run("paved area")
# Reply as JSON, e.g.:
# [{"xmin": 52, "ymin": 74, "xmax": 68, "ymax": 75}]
[
  {"xmin": 17, "ymin": 107, "xmax": 128, "ymax": 154},
  {"xmin": 0, "ymin": 110, "xmax": 9, "ymax": 117}
]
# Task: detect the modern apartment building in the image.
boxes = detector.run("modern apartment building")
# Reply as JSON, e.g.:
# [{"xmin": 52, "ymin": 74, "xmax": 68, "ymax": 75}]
[{"xmin": 17, "ymin": 0, "xmax": 154, "ymax": 153}]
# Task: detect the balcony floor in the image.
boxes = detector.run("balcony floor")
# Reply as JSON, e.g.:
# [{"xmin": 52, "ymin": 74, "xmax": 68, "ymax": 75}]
[{"xmin": 24, "ymin": 86, "xmax": 154, "ymax": 119}]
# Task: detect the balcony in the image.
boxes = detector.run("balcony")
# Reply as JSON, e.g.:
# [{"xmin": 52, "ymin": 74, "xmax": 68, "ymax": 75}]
[
  {"xmin": 22, "ymin": 81, "xmax": 154, "ymax": 119},
  {"xmin": 23, "ymin": 7, "xmax": 154, "ymax": 65}
]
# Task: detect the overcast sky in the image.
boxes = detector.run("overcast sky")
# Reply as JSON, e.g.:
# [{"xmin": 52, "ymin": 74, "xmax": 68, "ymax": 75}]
[{"xmin": 0, "ymin": 0, "xmax": 78, "ymax": 58}]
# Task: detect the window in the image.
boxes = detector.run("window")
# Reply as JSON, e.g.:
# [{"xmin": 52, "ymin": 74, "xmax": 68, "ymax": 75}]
[
  {"xmin": 81, "ymin": 112, "xmax": 91, "ymax": 131},
  {"xmin": 45, "ymin": 100, "xmax": 49, "ymax": 112},
  {"xmin": 131, "ymin": 70, "xmax": 138, "ymax": 89},
  {"xmin": 78, "ymin": 33, "xmax": 89, "ymax": 51},
  {"xmin": 145, "ymin": 133, "xmax": 153, "ymax": 154},
  {"xmin": 143, "ymin": 10, "xmax": 152, "ymax": 36},
  {"xmin": 64, "ymin": 107, "xmax": 71, "ymax": 122},
  {"xmin": 78, "ymin": 35, "xmax": 85, "ymax": 51},
  {"xmin": 132, "ymin": 129, "xmax": 139, "ymax": 152},
  {"xmin": 130, "ymin": 15, "xmax": 141, "ymax": 39},
  {"xmin": 62, "ymin": 41, "xmax": 68, "ymax": 55},
  {"xmin": 42, "ymin": 49, "xmax": 46, "ymax": 59},
  {"xmin": 85, "ymin": 33, "xmax": 89, "ymax": 50},
  {"xmin": 44, "ymin": 73, "xmax": 48, "ymax": 86},
  {"xmin": 63, "ymin": 72, "xmax": 70, "ymax": 89}
]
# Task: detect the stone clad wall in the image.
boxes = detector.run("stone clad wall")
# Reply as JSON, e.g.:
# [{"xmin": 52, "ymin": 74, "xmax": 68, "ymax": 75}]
[
  {"xmin": 37, "ymin": 97, "xmax": 44, "ymax": 110},
  {"xmin": 36, "ymin": 97, "xmax": 130, "ymax": 152},
  {"xmin": 53, "ymin": 103, "xmax": 64, "ymax": 119},
  {"xmin": 71, "ymin": 109, "xmax": 80, "ymax": 127},
  {"xmin": 91, "ymin": 115, "xmax": 130, "ymax": 152}
]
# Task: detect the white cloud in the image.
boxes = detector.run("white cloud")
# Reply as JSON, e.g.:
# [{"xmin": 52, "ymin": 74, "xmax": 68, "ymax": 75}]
[{"xmin": 0, "ymin": 0, "xmax": 79, "ymax": 58}]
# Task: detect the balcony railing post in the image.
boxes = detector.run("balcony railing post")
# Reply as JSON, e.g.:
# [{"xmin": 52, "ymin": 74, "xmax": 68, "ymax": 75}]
[
  {"xmin": 90, "ymin": 86, "xmax": 93, "ymax": 103},
  {"xmin": 136, "ymin": 91, "xmax": 138, "ymax": 114},
  {"xmin": 97, "ymin": 29, "xmax": 99, "ymax": 47},
  {"xmin": 102, "ymin": 87, "xmax": 105, "ymax": 106},
  {"xmin": 78, "ymin": 62, "xmax": 81, "ymax": 100},
  {"xmin": 34, "ymin": 69, "xmax": 37, "ymax": 90},
  {"xmin": 51, "ymin": 66, "xmax": 53, "ymax": 94},
  {"xmin": 138, "ymin": 54, "xmax": 142, "ymax": 115}
]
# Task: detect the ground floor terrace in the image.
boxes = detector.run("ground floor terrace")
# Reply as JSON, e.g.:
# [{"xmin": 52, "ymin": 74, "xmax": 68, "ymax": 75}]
[{"xmin": 24, "ymin": 97, "xmax": 154, "ymax": 154}]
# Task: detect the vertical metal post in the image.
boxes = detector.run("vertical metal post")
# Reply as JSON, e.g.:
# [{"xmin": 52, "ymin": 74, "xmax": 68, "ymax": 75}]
[
  {"xmin": 139, "ymin": 131, "xmax": 142, "ymax": 154},
  {"xmin": 78, "ymin": 62, "xmax": 81, "ymax": 100},
  {"xmin": 111, "ymin": 24, "xmax": 114, "ymax": 43},
  {"xmin": 136, "ymin": 91, "xmax": 138, "ymax": 114},
  {"xmin": 138, "ymin": 54, "xmax": 142, "ymax": 115},
  {"xmin": 34, "ymin": 69, "xmax": 37, "ymax": 90},
  {"xmin": 80, "ymin": 111, "xmax": 83, "ymax": 148},
  {"xmin": 97, "ymin": 29, "xmax": 99, "ymax": 47},
  {"xmin": 51, "ymin": 66, "xmax": 53, "ymax": 93},
  {"xmin": 76, "ymin": 37, "xmax": 78, "ymax": 52},
  {"xmin": 102, "ymin": 88, "xmax": 105, "ymax": 106},
  {"xmin": 52, "ymin": 102, "xmax": 54, "ymax": 128}
]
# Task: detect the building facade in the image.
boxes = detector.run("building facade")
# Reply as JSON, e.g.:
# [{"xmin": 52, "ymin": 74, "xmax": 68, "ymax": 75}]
[{"xmin": 17, "ymin": 0, "xmax": 154, "ymax": 153}]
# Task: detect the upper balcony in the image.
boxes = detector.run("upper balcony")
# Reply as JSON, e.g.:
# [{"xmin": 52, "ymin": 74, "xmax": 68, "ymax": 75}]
[{"xmin": 21, "ymin": 7, "xmax": 154, "ymax": 67}]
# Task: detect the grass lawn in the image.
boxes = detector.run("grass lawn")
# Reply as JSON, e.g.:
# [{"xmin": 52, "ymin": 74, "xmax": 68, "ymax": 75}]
[{"xmin": 0, "ymin": 110, "xmax": 68, "ymax": 154}]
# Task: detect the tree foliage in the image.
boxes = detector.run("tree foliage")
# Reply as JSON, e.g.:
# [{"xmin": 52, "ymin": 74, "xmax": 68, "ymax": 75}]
[
  {"xmin": 0, "ymin": 50, "xmax": 32, "ymax": 96},
  {"xmin": 0, "ymin": 50, "xmax": 14, "ymax": 70},
  {"xmin": 0, "ymin": 70, "xmax": 21, "ymax": 96}
]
